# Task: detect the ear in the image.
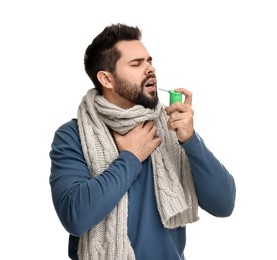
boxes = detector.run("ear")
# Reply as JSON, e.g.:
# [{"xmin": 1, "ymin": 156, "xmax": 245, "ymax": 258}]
[{"xmin": 97, "ymin": 71, "xmax": 113, "ymax": 89}]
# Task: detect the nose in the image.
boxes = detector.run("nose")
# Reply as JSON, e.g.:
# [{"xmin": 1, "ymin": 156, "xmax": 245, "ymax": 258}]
[{"xmin": 145, "ymin": 62, "xmax": 155, "ymax": 75}]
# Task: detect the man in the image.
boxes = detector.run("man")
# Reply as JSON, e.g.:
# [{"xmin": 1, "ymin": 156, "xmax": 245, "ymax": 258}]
[{"xmin": 49, "ymin": 23, "xmax": 236, "ymax": 260}]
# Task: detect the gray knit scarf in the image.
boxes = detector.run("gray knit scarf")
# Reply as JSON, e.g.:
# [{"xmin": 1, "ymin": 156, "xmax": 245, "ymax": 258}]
[{"xmin": 77, "ymin": 88, "xmax": 199, "ymax": 260}]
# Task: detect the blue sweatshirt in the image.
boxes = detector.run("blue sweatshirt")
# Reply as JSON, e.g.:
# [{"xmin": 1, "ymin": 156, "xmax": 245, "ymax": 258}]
[{"xmin": 49, "ymin": 119, "xmax": 236, "ymax": 260}]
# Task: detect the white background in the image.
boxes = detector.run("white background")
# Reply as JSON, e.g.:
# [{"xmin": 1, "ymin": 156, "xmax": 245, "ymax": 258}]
[{"xmin": 1, "ymin": 0, "xmax": 276, "ymax": 259}]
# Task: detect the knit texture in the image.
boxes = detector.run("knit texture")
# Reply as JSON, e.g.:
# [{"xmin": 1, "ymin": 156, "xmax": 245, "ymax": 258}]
[{"xmin": 77, "ymin": 88, "xmax": 199, "ymax": 259}]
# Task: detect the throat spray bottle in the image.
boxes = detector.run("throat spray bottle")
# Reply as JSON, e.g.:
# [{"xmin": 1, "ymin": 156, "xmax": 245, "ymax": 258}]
[{"xmin": 159, "ymin": 88, "xmax": 183, "ymax": 104}]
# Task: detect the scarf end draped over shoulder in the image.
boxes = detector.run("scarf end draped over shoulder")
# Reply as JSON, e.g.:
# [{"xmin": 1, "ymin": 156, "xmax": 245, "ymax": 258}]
[{"xmin": 77, "ymin": 88, "xmax": 199, "ymax": 259}]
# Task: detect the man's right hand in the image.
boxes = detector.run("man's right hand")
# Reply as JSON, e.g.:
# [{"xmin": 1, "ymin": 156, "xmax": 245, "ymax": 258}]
[{"xmin": 113, "ymin": 121, "xmax": 161, "ymax": 162}]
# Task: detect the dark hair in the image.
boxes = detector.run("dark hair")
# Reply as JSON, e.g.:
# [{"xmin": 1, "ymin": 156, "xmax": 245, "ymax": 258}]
[{"xmin": 84, "ymin": 23, "xmax": 142, "ymax": 93}]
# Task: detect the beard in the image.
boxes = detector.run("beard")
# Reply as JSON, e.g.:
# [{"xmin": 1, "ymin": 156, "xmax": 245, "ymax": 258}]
[{"xmin": 113, "ymin": 73, "xmax": 159, "ymax": 109}]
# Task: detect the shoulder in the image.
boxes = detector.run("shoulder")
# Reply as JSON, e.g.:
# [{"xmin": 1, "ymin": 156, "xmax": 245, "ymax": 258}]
[
  {"xmin": 52, "ymin": 118, "xmax": 80, "ymax": 146},
  {"xmin": 57, "ymin": 118, "xmax": 78, "ymax": 132},
  {"xmin": 55, "ymin": 118, "xmax": 79, "ymax": 137}
]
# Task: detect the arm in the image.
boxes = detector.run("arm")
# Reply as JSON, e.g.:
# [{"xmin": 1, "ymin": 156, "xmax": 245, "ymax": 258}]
[
  {"xmin": 49, "ymin": 120, "xmax": 142, "ymax": 236},
  {"xmin": 165, "ymin": 88, "xmax": 236, "ymax": 217},
  {"xmin": 182, "ymin": 132, "xmax": 236, "ymax": 217}
]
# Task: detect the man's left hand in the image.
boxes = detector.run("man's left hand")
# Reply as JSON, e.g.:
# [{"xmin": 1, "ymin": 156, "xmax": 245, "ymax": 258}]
[{"xmin": 164, "ymin": 88, "xmax": 194, "ymax": 143}]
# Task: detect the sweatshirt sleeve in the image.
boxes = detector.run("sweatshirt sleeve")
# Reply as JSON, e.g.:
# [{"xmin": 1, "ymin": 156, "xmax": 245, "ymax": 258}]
[
  {"xmin": 182, "ymin": 132, "xmax": 236, "ymax": 217},
  {"xmin": 49, "ymin": 119, "xmax": 142, "ymax": 236}
]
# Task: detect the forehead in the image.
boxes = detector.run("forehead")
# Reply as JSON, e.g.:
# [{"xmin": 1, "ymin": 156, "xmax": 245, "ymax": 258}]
[{"xmin": 115, "ymin": 40, "xmax": 150, "ymax": 61}]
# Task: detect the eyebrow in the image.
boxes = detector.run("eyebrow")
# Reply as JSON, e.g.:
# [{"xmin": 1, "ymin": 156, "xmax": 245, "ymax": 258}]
[{"xmin": 128, "ymin": 56, "xmax": 153, "ymax": 64}]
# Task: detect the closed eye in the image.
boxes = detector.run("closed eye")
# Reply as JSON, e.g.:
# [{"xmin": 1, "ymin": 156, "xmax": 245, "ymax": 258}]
[
  {"xmin": 129, "ymin": 58, "xmax": 143, "ymax": 67},
  {"xmin": 128, "ymin": 57, "xmax": 152, "ymax": 67},
  {"xmin": 130, "ymin": 62, "xmax": 141, "ymax": 67}
]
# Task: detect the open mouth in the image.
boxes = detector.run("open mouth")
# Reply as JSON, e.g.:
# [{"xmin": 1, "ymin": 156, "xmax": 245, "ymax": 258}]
[{"xmin": 144, "ymin": 79, "xmax": 156, "ymax": 88}]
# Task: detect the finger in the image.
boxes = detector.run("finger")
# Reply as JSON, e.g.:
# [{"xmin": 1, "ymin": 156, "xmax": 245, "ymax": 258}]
[
  {"xmin": 142, "ymin": 120, "xmax": 154, "ymax": 131},
  {"xmin": 174, "ymin": 88, "xmax": 192, "ymax": 106},
  {"xmin": 132, "ymin": 122, "xmax": 146, "ymax": 130},
  {"xmin": 165, "ymin": 102, "xmax": 190, "ymax": 115}
]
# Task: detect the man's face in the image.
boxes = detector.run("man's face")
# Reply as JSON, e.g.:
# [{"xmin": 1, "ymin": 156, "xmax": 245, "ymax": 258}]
[{"xmin": 112, "ymin": 40, "xmax": 158, "ymax": 109}]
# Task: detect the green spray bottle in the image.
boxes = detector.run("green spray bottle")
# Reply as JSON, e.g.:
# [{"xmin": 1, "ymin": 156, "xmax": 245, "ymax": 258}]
[{"xmin": 159, "ymin": 88, "xmax": 183, "ymax": 104}]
